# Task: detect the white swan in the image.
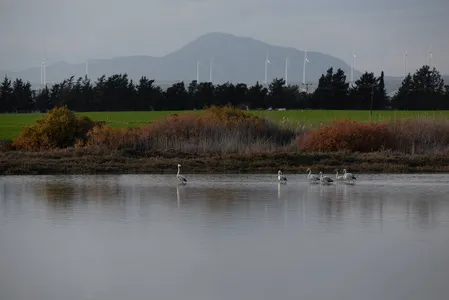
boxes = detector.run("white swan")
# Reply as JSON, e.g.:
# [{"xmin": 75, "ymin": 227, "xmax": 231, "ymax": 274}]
[
  {"xmin": 319, "ymin": 172, "xmax": 334, "ymax": 185},
  {"xmin": 342, "ymin": 169, "xmax": 356, "ymax": 183},
  {"xmin": 306, "ymin": 168, "xmax": 320, "ymax": 183},
  {"xmin": 278, "ymin": 170, "xmax": 287, "ymax": 183},
  {"xmin": 335, "ymin": 169, "xmax": 344, "ymax": 181},
  {"xmin": 176, "ymin": 164, "xmax": 187, "ymax": 185}
]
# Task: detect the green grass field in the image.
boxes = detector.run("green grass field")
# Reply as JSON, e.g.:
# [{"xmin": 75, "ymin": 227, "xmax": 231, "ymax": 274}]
[{"xmin": 1, "ymin": 110, "xmax": 449, "ymax": 140}]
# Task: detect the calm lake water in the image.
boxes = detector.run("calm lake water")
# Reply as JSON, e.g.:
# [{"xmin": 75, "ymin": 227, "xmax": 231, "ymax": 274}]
[{"xmin": 1, "ymin": 174, "xmax": 449, "ymax": 300}]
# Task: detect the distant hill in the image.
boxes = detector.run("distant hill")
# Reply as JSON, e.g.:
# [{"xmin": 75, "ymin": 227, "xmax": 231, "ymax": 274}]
[
  {"xmin": 1, "ymin": 33, "xmax": 358, "ymax": 86},
  {"xmin": 1, "ymin": 32, "xmax": 447, "ymax": 94}
]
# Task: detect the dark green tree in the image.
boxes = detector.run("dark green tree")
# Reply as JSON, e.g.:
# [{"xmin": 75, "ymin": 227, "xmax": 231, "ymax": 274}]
[
  {"xmin": 99, "ymin": 74, "xmax": 136, "ymax": 110},
  {"xmin": 195, "ymin": 82, "xmax": 215, "ymax": 108},
  {"xmin": 11, "ymin": 79, "xmax": 33, "ymax": 111},
  {"xmin": 312, "ymin": 68, "xmax": 350, "ymax": 109},
  {"xmin": 391, "ymin": 66, "xmax": 446, "ymax": 109},
  {"xmin": 247, "ymin": 82, "xmax": 268, "ymax": 109},
  {"xmin": 234, "ymin": 83, "xmax": 248, "ymax": 107},
  {"xmin": 213, "ymin": 82, "xmax": 234, "ymax": 106},
  {"xmin": 376, "ymin": 71, "xmax": 389, "ymax": 109},
  {"xmin": 331, "ymin": 68, "xmax": 350, "ymax": 109},
  {"xmin": 391, "ymin": 74, "xmax": 413, "ymax": 109},
  {"xmin": 136, "ymin": 77, "xmax": 162, "ymax": 110},
  {"xmin": 349, "ymin": 72, "xmax": 378, "ymax": 110},
  {"xmin": 268, "ymin": 78, "xmax": 287, "ymax": 108},
  {"xmin": 0, "ymin": 76, "xmax": 13, "ymax": 112},
  {"xmin": 283, "ymin": 84, "xmax": 301, "ymax": 108},
  {"xmin": 165, "ymin": 82, "xmax": 188, "ymax": 110},
  {"xmin": 187, "ymin": 80, "xmax": 199, "ymax": 109},
  {"xmin": 34, "ymin": 86, "xmax": 52, "ymax": 111}
]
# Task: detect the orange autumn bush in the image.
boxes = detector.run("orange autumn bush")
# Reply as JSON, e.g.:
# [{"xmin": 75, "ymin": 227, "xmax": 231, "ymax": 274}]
[
  {"xmin": 14, "ymin": 106, "xmax": 97, "ymax": 150},
  {"xmin": 84, "ymin": 124, "xmax": 142, "ymax": 150},
  {"xmin": 297, "ymin": 119, "xmax": 392, "ymax": 152}
]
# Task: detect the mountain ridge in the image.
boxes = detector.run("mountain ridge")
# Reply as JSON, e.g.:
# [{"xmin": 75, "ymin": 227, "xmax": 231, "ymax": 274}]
[{"xmin": 1, "ymin": 32, "xmax": 447, "ymax": 94}]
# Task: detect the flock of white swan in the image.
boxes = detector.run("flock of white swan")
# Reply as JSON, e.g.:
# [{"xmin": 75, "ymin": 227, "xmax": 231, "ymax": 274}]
[{"xmin": 176, "ymin": 164, "xmax": 357, "ymax": 185}]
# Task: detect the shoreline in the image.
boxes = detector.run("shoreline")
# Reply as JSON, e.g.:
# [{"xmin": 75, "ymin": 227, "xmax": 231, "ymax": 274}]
[{"xmin": 2, "ymin": 149, "xmax": 449, "ymax": 175}]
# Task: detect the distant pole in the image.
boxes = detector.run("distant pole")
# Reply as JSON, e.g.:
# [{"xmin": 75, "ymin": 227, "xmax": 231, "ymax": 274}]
[
  {"xmin": 44, "ymin": 49, "xmax": 47, "ymax": 86},
  {"xmin": 40, "ymin": 61, "xmax": 44, "ymax": 85},
  {"xmin": 303, "ymin": 50, "xmax": 309, "ymax": 85},
  {"xmin": 404, "ymin": 50, "xmax": 407, "ymax": 77},
  {"xmin": 196, "ymin": 61, "xmax": 200, "ymax": 82},
  {"xmin": 265, "ymin": 54, "xmax": 270, "ymax": 84},
  {"xmin": 43, "ymin": 61, "xmax": 46, "ymax": 87},
  {"xmin": 209, "ymin": 57, "xmax": 213, "ymax": 83},
  {"xmin": 351, "ymin": 53, "xmax": 356, "ymax": 84},
  {"xmin": 285, "ymin": 57, "xmax": 288, "ymax": 86},
  {"xmin": 264, "ymin": 59, "xmax": 267, "ymax": 84}
]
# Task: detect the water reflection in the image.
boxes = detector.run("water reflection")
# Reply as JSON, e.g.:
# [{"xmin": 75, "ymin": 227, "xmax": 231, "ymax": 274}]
[
  {"xmin": 1, "ymin": 174, "xmax": 449, "ymax": 300},
  {"xmin": 1, "ymin": 174, "xmax": 447, "ymax": 231}
]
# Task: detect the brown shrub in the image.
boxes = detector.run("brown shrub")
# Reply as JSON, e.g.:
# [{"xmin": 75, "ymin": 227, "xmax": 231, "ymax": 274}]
[
  {"xmin": 297, "ymin": 118, "xmax": 449, "ymax": 154},
  {"xmin": 297, "ymin": 119, "xmax": 391, "ymax": 152},
  {"xmin": 386, "ymin": 118, "xmax": 449, "ymax": 154},
  {"xmin": 84, "ymin": 124, "xmax": 139, "ymax": 149},
  {"xmin": 13, "ymin": 106, "xmax": 97, "ymax": 150},
  {"xmin": 84, "ymin": 106, "xmax": 296, "ymax": 155}
]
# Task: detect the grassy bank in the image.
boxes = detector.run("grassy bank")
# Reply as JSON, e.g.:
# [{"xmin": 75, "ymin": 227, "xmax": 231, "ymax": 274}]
[
  {"xmin": 2, "ymin": 106, "xmax": 449, "ymax": 175},
  {"xmin": 2, "ymin": 149, "xmax": 449, "ymax": 175},
  {"xmin": 2, "ymin": 109, "xmax": 449, "ymax": 140}
]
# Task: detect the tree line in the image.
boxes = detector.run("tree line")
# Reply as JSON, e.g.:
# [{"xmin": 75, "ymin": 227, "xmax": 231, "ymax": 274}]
[{"xmin": 0, "ymin": 65, "xmax": 448, "ymax": 112}]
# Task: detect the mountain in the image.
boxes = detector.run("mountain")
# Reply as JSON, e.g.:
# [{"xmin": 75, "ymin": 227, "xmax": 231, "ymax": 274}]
[
  {"xmin": 1, "ymin": 32, "xmax": 447, "ymax": 94},
  {"xmin": 0, "ymin": 32, "xmax": 360, "ymax": 87}
]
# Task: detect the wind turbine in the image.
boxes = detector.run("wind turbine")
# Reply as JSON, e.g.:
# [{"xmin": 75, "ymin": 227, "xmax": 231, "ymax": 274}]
[
  {"xmin": 209, "ymin": 57, "xmax": 214, "ymax": 83},
  {"xmin": 44, "ymin": 50, "xmax": 47, "ymax": 86},
  {"xmin": 41, "ymin": 61, "xmax": 44, "ymax": 86},
  {"xmin": 264, "ymin": 53, "xmax": 271, "ymax": 84},
  {"xmin": 351, "ymin": 52, "xmax": 356, "ymax": 84},
  {"xmin": 196, "ymin": 60, "xmax": 200, "ymax": 82},
  {"xmin": 302, "ymin": 49, "xmax": 310, "ymax": 85},
  {"xmin": 285, "ymin": 57, "xmax": 289, "ymax": 86},
  {"xmin": 404, "ymin": 49, "xmax": 408, "ymax": 77},
  {"xmin": 428, "ymin": 45, "xmax": 433, "ymax": 68}
]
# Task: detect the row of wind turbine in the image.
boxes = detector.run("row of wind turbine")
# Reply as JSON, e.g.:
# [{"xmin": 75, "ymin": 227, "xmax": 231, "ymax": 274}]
[
  {"xmin": 196, "ymin": 57, "xmax": 215, "ymax": 83},
  {"xmin": 403, "ymin": 46, "xmax": 433, "ymax": 78},
  {"xmin": 39, "ymin": 45, "xmax": 436, "ymax": 87},
  {"xmin": 195, "ymin": 51, "xmax": 311, "ymax": 86},
  {"xmin": 265, "ymin": 51, "xmax": 310, "ymax": 86}
]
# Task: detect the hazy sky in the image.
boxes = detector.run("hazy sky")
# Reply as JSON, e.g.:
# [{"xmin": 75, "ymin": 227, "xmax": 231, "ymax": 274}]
[{"xmin": 1, "ymin": 0, "xmax": 448, "ymax": 76}]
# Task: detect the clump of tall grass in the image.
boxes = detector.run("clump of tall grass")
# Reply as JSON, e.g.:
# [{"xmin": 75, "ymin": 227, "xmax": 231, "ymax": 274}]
[
  {"xmin": 386, "ymin": 118, "xmax": 449, "ymax": 154},
  {"xmin": 85, "ymin": 106, "xmax": 297, "ymax": 154},
  {"xmin": 297, "ymin": 118, "xmax": 449, "ymax": 154}
]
